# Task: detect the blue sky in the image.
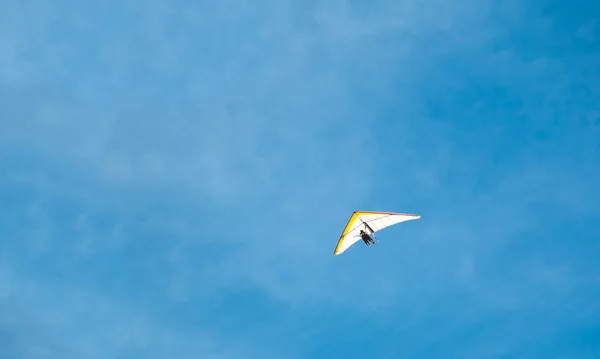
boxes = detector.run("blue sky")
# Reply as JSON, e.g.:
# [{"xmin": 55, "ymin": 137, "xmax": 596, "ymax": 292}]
[{"xmin": 1, "ymin": 0, "xmax": 599, "ymax": 358}]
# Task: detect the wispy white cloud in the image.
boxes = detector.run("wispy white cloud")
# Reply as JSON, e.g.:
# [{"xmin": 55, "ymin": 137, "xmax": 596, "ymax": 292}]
[{"xmin": 0, "ymin": 265, "xmax": 284, "ymax": 359}]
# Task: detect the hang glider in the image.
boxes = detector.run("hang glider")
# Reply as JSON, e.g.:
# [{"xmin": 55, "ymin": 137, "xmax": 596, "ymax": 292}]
[{"xmin": 333, "ymin": 210, "xmax": 420, "ymax": 255}]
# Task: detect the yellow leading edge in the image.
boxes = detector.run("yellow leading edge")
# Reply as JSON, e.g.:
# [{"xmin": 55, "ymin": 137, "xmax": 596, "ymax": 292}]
[{"xmin": 333, "ymin": 211, "xmax": 420, "ymax": 255}]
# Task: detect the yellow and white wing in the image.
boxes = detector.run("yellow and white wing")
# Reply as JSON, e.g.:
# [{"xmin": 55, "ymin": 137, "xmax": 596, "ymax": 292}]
[{"xmin": 333, "ymin": 211, "xmax": 420, "ymax": 255}]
